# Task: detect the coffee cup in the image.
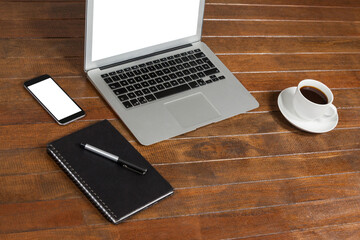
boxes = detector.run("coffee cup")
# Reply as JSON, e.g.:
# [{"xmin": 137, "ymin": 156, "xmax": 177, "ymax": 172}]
[{"xmin": 293, "ymin": 79, "xmax": 337, "ymax": 121}]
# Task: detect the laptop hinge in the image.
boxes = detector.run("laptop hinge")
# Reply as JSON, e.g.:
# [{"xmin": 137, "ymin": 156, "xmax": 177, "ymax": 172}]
[{"xmin": 100, "ymin": 44, "xmax": 193, "ymax": 70}]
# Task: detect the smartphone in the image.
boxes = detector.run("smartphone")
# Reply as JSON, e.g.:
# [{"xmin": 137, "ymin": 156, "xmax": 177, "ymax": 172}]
[{"xmin": 24, "ymin": 74, "xmax": 85, "ymax": 125}]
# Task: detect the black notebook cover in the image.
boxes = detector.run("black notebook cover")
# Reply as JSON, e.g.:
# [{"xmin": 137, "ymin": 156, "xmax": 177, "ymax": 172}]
[{"xmin": 47, "ymin": 120, "xmax": 173, "ymax": 224}]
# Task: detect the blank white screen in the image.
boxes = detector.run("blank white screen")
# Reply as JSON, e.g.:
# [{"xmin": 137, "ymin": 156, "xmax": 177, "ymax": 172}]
[
  {"xmin": 28, "ymin": 79, "xmax": 81, "ymax": 120},
  {"xmin": 92, "ymin": 0, "xmax": 200, "ymax": 61}
]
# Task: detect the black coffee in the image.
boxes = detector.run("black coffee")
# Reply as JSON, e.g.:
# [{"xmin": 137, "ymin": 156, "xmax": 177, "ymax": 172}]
[{"xmin": 300, "ymin": 86, "xmax": 328, "ymax": 104}]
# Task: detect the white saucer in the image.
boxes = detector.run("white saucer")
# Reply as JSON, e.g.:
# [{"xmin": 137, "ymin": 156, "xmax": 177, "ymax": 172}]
[{"xmin": 277, "ymin": 87, "xmax": 338, "ymax": 133}]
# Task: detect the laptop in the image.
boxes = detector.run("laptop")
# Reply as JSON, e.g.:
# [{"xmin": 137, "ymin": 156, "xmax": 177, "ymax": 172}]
[{"xmin": 84, "ymin": 0, "xmax": 259, "ymax": 145}]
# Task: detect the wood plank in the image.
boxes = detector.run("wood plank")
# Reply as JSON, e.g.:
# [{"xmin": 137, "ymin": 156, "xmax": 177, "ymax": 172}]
[
  {"xmin": 0, "ymin": 39, "xmax": 83, "ymax": 58},
  {"xmin": 1, "ymin": 37, "xmax": 359, "ymax": 59},
  {"xmin": 2, "ymin": 20, "xmax": 360, "ymax": 38},
  {"xmin": 219, "ymin": 54, "xmax": 360, "ymax": 72},
  {"xmin": 0, "ymin": 199, "xmax": 86, "ymax": 234},
  {"xmin": 239, "ymin": 222, "xmax": 360, "ymax": 239},
  {"xmin": 2, "ymin": 3, "xmax": 360, "ymax": 22},
  {"xmin": 206, "ymin": 0, "xmax": 360, "ymax": 7},
  {"xmin": 203, "ymin": 21, "xmax": 360, "ymax": 36},
  {"xmin": 2, "ymin": 147, "xmax": 360, "ymax": 189},
  {"xmin": 1, "ymin": 54, "xmax": 359, "ymax": 78},
  {"xmin": 204, "ymin": 4, "xmax": 360, "ymax": 21},
  {"xmin": 203, "ymin": 37, "xmax": 360, "ymax": 54},
  {"xmin": 0, "ymin": 20, "xmax": 84, "ymax": 38},
  {"xmin": 1, "ymin": 195, "xmax": 360, "ymax": 239},
  {"xmin": 1, "ymin": 117, "xmax": 359, "ymax": 160},
  {"xmin": 2, "ymin": 158, "xmax": 360, "ymax": 205},
  {"xmin": 0, "ymin": 2, "xmax": 85, "ymax": 20}
]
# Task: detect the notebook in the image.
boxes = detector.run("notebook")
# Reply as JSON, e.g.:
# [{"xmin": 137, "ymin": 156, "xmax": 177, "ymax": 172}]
[
  {"xmin": 47, "ymin": 120, "xmax": 173, "ymax": 224},
  {"xmin": 84, "ymin": 0, "xmax": 259, "ymax": 145}
]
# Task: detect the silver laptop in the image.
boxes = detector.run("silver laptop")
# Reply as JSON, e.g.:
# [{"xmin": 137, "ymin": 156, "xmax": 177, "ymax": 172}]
[{"xmin": 84, "ymin": 0, "xmax": 259, "ymax": 145}]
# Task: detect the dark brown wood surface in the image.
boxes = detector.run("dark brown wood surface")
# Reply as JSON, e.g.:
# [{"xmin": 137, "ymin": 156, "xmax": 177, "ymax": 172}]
[{"xmin": 1, "ymin": 0, "xmax": 360, "ymax": 239}]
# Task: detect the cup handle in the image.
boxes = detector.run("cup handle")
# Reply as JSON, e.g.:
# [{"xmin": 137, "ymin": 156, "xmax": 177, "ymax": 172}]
[{"xmin": 323, "ymin": 105, "xmax": 337, "ymax": 119}]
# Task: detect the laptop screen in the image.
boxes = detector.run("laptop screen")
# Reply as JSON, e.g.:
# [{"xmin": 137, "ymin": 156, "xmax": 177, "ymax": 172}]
[{"xmin": 91, "ymin": 0, "xmax": 201, "ymax": 62}]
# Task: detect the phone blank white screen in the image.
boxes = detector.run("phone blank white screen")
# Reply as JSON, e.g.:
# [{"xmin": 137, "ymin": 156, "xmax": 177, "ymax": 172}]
[
  {"xmin": 91, "ymin": 0, "xmax": 200, "ymax": 61},
  {"xmin": 28, "ymin": 78, "xmax": 81, "ymax": 120}
]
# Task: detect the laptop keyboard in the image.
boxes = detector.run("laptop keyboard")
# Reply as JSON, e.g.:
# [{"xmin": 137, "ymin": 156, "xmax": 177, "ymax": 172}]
[{"xmin": 100, "ymin": 49, "xmax": 226, "ymax": 109}]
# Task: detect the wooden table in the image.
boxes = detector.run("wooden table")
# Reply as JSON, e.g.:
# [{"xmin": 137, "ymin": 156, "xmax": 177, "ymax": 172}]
[{"xmin": 1, "ymin": 0, "xmax": 360, "ymax": 239}]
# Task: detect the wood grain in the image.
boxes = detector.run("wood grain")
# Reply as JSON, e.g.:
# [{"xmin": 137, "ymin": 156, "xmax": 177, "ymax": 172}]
[{"xmin": 1, "ymin": 0, "xmax": 360, "ymax": 239}]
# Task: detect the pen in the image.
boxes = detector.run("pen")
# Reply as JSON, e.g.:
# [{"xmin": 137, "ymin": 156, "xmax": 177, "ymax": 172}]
[{"xmin": 80, "ymin": 143, "xmax": 147, "ymax": 175}]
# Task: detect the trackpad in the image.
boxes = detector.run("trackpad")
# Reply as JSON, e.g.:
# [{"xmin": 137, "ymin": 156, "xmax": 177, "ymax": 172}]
[{"xmin": 165, "ymin": 93, "xmax": 221, "ymax": 128}]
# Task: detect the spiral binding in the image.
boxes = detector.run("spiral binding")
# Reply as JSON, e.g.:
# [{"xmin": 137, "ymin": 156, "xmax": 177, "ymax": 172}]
[{"xmin": 47, "ymin": 144, "xmax": 119, "ymax": 223}]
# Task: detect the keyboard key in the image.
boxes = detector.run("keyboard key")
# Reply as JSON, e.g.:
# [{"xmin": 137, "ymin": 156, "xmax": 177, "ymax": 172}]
[
  {"xmin": 163, "ymin": 82, "xmax": 171, "ymax": 88},
  {"xmin": 127, "ymin": 86, "xmax": 135, "ymax": 92},
  {"xmin": 194, "ymin": 49, "xmax": 201, "ymax": 52},
  {"xmin": 120, "ymin": 80, "xmax": 129, "ymax": 86},
  {"xmin": 126, "ymin": 72, "xmax": 135, "ymax": 77},
  {"xmin": 191, "ymin": 74, "xmax": 199, "ymax": 80},
  {"xmin": 170, "ymin": 80, "xmax": 179, "ymax": 86},
  {"xmin": 135, "ymin": 76, "xmax": 143, "ymax": 82},
  {"xmin": 128, "ymin": 78, "xmax": 136, "ymax": 84},
  {"xmin": 118, "ymin": 94, "xmax": 129, "ymax": 101},
  {"xmin": 148, "ymin": 66, "xmax": 156, "ymax": 71},
  {"xmin": 109, "ymin": 82, "xmax": 121, "ymax": 89},
  {"xmin": 142, "ymin": 88, "xmax": 151, "ymax": 95},
  {"xmin": 113, "ymin": 88, "xmax": 127, "ymax": 95},
  {"xmin": 155, "ymin": 77, "xmax": 164, "ymax": 83},
  {"xmin": 111, "ymin": 76, "xmax": 120, "ymax": 81},
  {"xmin": 156, "ymin": 70, "xmax": 164, "ymax": 76},
  {"xmin": 154, "ymin": 84, "xmax": 191, "ymax": 99},
  {"xmin": 189, "ymin": 81, "xmax": 199, "ymax": 88},
  {"xmin": 135, "ymin": 90, "xmax": 143, "ymax": 96},
  {"xmin": 149, "ymin": 79, "xmax": 157, "ymax": 85},
  {"xmin": 195, "ymin": 52, "xmax": 205, "ymax": 58},
  {"xmin": 184, "ymin": 76, "xmax": 192, "ymax": 82},
  {"xmin": 142, "ymin": 74, "xmax": 150, "ymax": 80},
  {"xmin": 156, "ymin": 64, "xmax": 164, "ymax": 69},
  {"xmin": 156, "ymin": 84, "xmax": 165, "ymax": 90},
  {"xmin": 141, "ymin": 68, "xmax": 149, "ymax": 73},
  {"xmin": 109, "ymin": 71, "xmax": 116, "ymax": 76},
  {"xmin": 138, "ymin": 97, "xmax": 147, "ymax": 104},
  {"xmin": 130, "ymin": 99, "xmax": 140, "ymax": 106},
  {"xmin": 124, "ymin": 67, "xmax": 131, "ymax": 72},
  {"xmin": 104, "ymin": 77, "xmax": 112, "ymax": 84},
  {"xmin": 134, "ymin": 70, "xmax": 142, "ymax": 75},
  {"xmin": 101, "ymin": 74, "xmax": 109, "ymax": 78},
  {"xmin": 134, "ymin": 83, "xmax": 142, "ymax": 89},
  {"xmin": 128, "ymin": 92, "xmax": 136, "ymax": 99},
  {"xmin": 149, "ymin": 72, "xmax": 157, "ymax": 78},
  {"xmin": 181, "ymin": 56, "xmax": 190, "ymax": 62},
  {"xmin": 149, "ymin": 86, "xmax": 158, "ymax": 92},
  {"xmin": 219, "ymin": 75, "xmax": 226, "ymax": 80},
  {"xmin": 162, "ymin": 76, "xmax": 170, "ymax": 81},
  {"xmin": 119, "ymin": 73, "xmax": 128, "ymax": 79},
  {"xmin": 145, "ymin": 94, "xmax": 156, "ymax": 102},
  {"xmin": 122, "ymin": 101, "xmax": 132, "ymax": 108},
  {"xmin": 141, "ymin": 82, "xmax": 150, "ymax": 87},
  {"xmin": 204, "ymin": 68, "xmax": 220, "ymax": 76},
  {"xmin": 206, "ymin": 79, "xmax": 213, "ymax": 84},
  {"xmin": 197, "ymin": 79, "xmax": 206, "ymax": 86}
]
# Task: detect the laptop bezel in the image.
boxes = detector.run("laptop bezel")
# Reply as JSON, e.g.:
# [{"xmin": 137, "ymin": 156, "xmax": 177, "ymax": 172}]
[{"xmin": 84, "ymin": 0, "xmax": 206, "ymax": 72}]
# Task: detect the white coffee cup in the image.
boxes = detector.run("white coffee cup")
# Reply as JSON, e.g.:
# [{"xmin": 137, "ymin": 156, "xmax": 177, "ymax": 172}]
[{"xmin": 293, "ymin": 79, "xmax": 337, "ymax": 121}]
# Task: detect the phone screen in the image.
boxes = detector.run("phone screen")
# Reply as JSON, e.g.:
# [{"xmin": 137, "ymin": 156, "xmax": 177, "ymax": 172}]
[{"xmin": 25, "ymin": 75, "xmax": 85, "ymax": 124}]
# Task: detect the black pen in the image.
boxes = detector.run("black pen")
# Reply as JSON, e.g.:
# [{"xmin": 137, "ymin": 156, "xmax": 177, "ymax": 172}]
[{"xmin": 80, "ymin": 143, "xmax": 147, "ymax": 175}]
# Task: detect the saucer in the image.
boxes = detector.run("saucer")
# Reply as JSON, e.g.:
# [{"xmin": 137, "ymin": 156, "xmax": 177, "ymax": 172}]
[{"xmin": 277, "ymin": 87, "xmax": 338, "ymax": 133}]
